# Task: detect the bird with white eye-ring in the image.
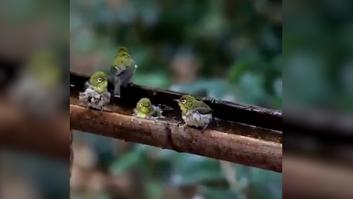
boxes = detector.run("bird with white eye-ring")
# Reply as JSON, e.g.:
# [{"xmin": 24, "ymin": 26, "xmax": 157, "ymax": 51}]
[
  {"xmin": 175, "ymin": 95, "xmax": 213, "ymax": 131},
  {"xmin": 79, "ymin": 71, "xmax": 111, "ymax": 111},
  {"xmin": 133, "ymin": 98, "xmax": 163, "ymax": 121}
]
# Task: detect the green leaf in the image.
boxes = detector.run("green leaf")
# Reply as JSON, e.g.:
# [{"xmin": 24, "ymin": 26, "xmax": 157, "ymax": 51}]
[
  {"xmin": 248, "ymin": 168, "xmax": 282, "ymax": 199},
  {"xmin": 172, "ymin": 155, "xmax": 223, "ymax": 185},
  {"xmin": 200, "ymin": 186, "xmax": 236, "ymax": 199},
  {"xmin": 109, "ymin": 146, "xmax": 144, "ymax": 174},
  {"xmin": 146, "ymin": 180, "xmax": 163, "ymax": 199}
]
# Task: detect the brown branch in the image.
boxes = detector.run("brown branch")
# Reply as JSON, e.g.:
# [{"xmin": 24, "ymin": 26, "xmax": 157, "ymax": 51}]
[
  {"xmin": 70, "ymin": 72, "xmax": 282, "ymax": 172},
  {"xmin": 70, "ymin": 103, "xmax": 282, "ymax": 172}
]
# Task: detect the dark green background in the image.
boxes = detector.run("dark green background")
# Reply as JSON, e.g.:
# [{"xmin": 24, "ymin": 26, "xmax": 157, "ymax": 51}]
[{"xmin": 71, "ymin": 0, "xmax": 282, "ymax": 199}]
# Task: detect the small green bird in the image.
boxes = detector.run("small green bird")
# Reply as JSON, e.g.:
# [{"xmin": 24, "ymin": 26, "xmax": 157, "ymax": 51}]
[
  {"xmin": 79, "ymin": 71, "xmax": 111, "ymax": 110},
  {"xmin": 176, "ymin": 95, "xmax": 213, "ymax": 130},
  {"xmin": 110, "ymin": 47, "xmax": 137, "ymax": 98},
  {"xmin": 133, "ymin": 98, "xmax": 163, "ymax": 119}
]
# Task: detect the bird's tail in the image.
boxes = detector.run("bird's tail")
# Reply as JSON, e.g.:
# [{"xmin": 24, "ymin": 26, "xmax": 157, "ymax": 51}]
[{"xmin": 113, "ymin": 83, "xmax": 121, "ymax": 98}]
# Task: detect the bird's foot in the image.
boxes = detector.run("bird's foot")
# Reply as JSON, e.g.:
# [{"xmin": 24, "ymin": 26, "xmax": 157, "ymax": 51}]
[
  {"xmin": 78, "ymin": 102, "xmax": 87, "ymax": 107},
  {"xmin": 150, "ymin": 117, "xmax": 158, "ymax": 124},
  {"xmin": 176, "ymin": 121, "xmax": 183, "ymax": 126},
  {"xmin": 201, "ymin": 126, "xmax": 207, "ymax": 133},
  {"xmin": 102, "ymin": 107, "xmax": 112, "ymax": 112},
  {"xmin": 177, "ymin": 122, "xmax": 187, "ymax": 130}
]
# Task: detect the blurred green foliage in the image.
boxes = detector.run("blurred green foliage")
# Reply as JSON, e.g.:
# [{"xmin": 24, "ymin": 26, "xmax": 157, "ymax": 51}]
[
  {"xmin": 71, "ymin": 0, "xmax": 282, "ymax": 108},
  {"xmin": 71, "ymin": 0, "xmax": 282, "ymax": 199},
  {"xmin": 73, "ymin": 132, "xmax": 282, "ymax": 199},
  {"xmin": 284, "ymin": 0, "xmax": 353, "ymax": 113}
]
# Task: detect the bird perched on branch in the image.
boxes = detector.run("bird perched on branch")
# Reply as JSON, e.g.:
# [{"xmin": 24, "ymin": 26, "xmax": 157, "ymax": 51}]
[
  {"xmin": 110, "ymin": 47, "xmax": 137, "ymax": 98},
  {"xmin": 133, "ymin": 98, "xmax": 163, "ymax": 119},
  {"xmin": 176, "ymin": 95, "xmax": 212, "ymax": 130},
  {"xmin": 79, "ymin": 71, "xmax": 111, "ymax": 110}
]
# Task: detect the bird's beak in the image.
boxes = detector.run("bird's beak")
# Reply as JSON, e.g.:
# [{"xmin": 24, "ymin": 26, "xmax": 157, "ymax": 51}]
[{"xmin": 173, "ymin": 99, "xmax": 180, "ymax": 103}]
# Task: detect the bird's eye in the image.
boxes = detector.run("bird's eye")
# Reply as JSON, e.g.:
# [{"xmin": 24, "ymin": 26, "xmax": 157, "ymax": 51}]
[
  {"xmin": 181, "ymin": 99, "xmax": 186, "ymax": 104},
  {"xmin": 97, "ymin": 78, "xmax": 103, "ymax": 83},
  {"xmin": 139, "ymin": 103, "xmax": 143, "ymax": 107}
]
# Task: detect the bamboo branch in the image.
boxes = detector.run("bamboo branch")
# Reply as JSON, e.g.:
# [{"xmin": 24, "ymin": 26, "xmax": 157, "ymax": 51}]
[{"xmin": 70, "ymin": 72, "xmax": 282, "ymax": 172}]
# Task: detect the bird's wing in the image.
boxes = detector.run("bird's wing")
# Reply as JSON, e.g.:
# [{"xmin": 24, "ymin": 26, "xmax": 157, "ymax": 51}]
[
  {"xmin": 193, "ymin": 102, "xmax": 212, "ymax": 114},
  {"xmin": 84, "ymin": 81, "xmax": 91, "ymax": 90},
  {"xmin": 112, "ymin": 65, "xmax": 134, "ymax": 77},
  {"xmin": 153, "ymin": 105, "xmax": 163, "ymax": 115},
  {"xmin": 111, "ymin": 68, "xmax": 133, "ymax": 88},
  {"xmin": 158, "ymin": 104, "xmax": 174, "ymax": 111},
  {"xmin": 102, "ymin": 91, "xmax": 111, "ymax": 103},
  {"xmin": 111, "ymin": 65, "xmax": 125, "ymax": 75}
]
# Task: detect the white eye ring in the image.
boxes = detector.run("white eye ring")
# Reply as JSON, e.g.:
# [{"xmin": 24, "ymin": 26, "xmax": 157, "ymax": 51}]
[
  {"xmin": 139, "ymin": 103, "xmax": 143, "ymax": 107},
  {"xmin": 181, "ymin": 99, "xmax": 186, "ymax": 104},
  {"xmin": 97, "ymin": 78, "xmax": 102, "ymax": 83}
]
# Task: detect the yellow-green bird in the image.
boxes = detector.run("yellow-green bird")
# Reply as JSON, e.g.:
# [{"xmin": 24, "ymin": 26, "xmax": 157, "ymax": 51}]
[
  {"xmin": 110, "ymin": 47, "xmax": 137, "ymax": 98},
  {"xmin": 175, "ymin": 95, "xmax": 213, "ymax": 130},
  {"xmin": 79, "ymin": 71, "xmax": 111, "ymax": 110},
  {"xmin": 133, "ymin": 98, "xmax": 163, "ymax": 119}
]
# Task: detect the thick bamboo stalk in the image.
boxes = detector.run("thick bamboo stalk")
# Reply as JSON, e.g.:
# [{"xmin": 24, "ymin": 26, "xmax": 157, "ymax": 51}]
[
  {"xmin": 70, "ymin": 72, "xmax": 282, "ymax": 172},
  {"xmin": 70, "ymin": 102, "xmax": 282, "ymax": 172}
]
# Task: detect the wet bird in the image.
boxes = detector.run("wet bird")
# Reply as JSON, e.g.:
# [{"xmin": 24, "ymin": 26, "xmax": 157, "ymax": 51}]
[
  {"xmin": 133, "ymin": 98, "xmax": 163, "ymax": 119},
  {"xmin": 175, "ymin": 95, "xmax": 212, "ymax": 130},
  {"xmin": 110, "ymin": 47, "xmax": 137, "ymax": 98},
  {"xmin": 79, "ymin": 71, "xmax": 111, "ymax": 110}
]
